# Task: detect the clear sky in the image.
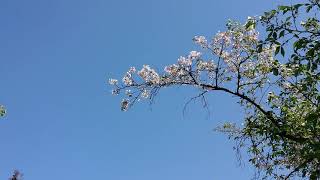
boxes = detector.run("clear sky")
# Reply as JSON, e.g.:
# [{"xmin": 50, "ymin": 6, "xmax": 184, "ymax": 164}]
[{"xmin": 0, "ymin": 0, "xmax": 278, "ymax": 179}]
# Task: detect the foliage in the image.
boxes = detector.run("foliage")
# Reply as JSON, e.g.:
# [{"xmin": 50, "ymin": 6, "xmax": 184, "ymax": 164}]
[
  {"xmin": 110, "ymin": 0, "xmax": 320, "ymax": 179},
  {"xmin": 0, "ymin": 105, "xmax": 6, "ymax": 117}
]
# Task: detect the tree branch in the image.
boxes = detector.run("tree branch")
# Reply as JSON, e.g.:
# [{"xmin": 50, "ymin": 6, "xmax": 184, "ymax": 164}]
[{"xmin": 198, "ymin": 83, "xmax": 308, "ymax": 143}]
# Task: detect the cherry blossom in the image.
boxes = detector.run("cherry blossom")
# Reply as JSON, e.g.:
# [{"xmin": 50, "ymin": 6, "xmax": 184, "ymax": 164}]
[
  {"xmin": 110, "ymin": 1, "xmax": 320, "ymax": 179},
  {"xmin": 108, "ymin": 78, "xmax": 118, "ymax": 85},
  {"xmin": 138, "ymin": 65, "xmax": 160, "ymax": 84},
  {"xmin": 110, "ymin": 20, "xmax": 280, "ymax": 111},
  {"xmin": 192, "ymin": 36, "xmax": 208, "ymax": 48}
]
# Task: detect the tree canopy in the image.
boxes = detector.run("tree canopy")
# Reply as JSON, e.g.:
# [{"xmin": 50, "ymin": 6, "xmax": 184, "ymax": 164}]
[
  {"xmin": 0, "ymin": 105, "xmax": 5, "ymax": 117},
  {"xmin": 110, "ymin": 0, "xmax": 320, "ymax": 179}
]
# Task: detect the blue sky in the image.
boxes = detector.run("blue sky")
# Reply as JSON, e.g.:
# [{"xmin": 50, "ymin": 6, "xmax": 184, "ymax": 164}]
[{"xmin": 0, "ymin": 0, "xmax": 278, "ymax": 179}]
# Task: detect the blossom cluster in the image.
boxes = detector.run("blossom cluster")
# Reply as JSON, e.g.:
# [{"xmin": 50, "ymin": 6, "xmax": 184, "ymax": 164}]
[
  {"xmin": 122, "ymin": 67, "xmax": 136, "ymax": 86},
  {"xmin": 138, "ymin": 65, "xmax": 160, "ymax": 84},
  {"xmin": 109, "ymin": 78, "xmax": 118, "ymax": 85},
  {"xmin": 193, "ymin": 36, "xmax": 207, "ymax": 48},
  {"xmin": 165, "ymin": 51, "xmax": 203, "ymax": 74},
  {"xmin": 109, "ymin": 20, "xmax": 291, "ymax": 111},
  {"xmin": 211, "ymin": 25, "xmax": 262, "ymax": 74},
  {"xmin": 197, "ymin": 60, "xmax": 216, "ymax": 71}
]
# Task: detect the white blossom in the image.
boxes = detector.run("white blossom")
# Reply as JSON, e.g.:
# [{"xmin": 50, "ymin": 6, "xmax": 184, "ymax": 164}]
[
  {"xmin": 247, "ymin": 29, "xmax": 259, "ymax": 42},
  {"xmin": 164, "ymin": 64, "xmax": 179, "ymax": 76},
  {"xmin": 177, "ymin": 56, "xmax": 192, "ymax": 67},
  {"xmin": 109, "ymin": 78, "xmax": 118, "ymax": 85},
  {"xmin": 122, "ymin": 67, "xmax": 136, "ymax": 86},
  {"xmin": 247, "ymin": 16, "xmax": 254, "ymax": 20},
  {"xmin": 138, "ymin": 65, "xmax": 160, "ymax": 84},
  {"xmin": 141, "ymin": 89, "xmax": 149, "ymax": 98},
  {"xmin": 282, "ymin": 82, "xmax": 293, "ymax": 90},
  {"xmin": 257, "ymin": 46, "xmax": 275, "ymax": 67},
  {"xmin": 193, "ymin": 36, "xmax": 208, "ymax": 48},
  {"xmin": 213, "ymin": 32, "xmax": 231, "ymax": 46},
  {"xmin": 122, "ymin": 73, "xmax": 133, "ymax": 86},
  {"xmin": 279, "ymin": 64, "xmax": 294, "ymax": 77},
  {"xmin": 128, "ymin": 67, "xmax": 136, "ymax": 73},
  {"xmin": 197, "ymin": 60, "xmax": 216, "ymax": 71},
  {"xmin": 188, "ymin": 51, "xmax": 201, "ymax": 60}
]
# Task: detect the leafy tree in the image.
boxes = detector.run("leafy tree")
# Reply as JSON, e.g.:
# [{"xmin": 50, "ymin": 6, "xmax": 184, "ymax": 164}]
[
  {"xmin": 0, "ymin": 105, "xmax": 6, "ymax": 117},
  {"xmin": 110, "ymin": 0, "xmax": 320, "ymax": 179}
]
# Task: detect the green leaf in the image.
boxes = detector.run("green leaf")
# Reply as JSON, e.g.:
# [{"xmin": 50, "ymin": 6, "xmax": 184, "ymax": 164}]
[
  {"xmin": 293, "ymin": 4, "xmax": 303, "ymax": 10},
  {"xmin": 306, "ymin": 5, "xmax": 313, "ymax": 13},
  {"xmin": 280, "ymin": 46, "xmax": 285, "ymax": 56},
  {"xmin": 273, "ymin": 32, "xmax": 277, "ymax": 39},
  {"xmin": 307, "ymin": 61, "xmax": 311, "ymax": 70},
  {"xmin": 272, "ymin": 68, "xmax": 279, "ymax": 76},
  {"xmin": 279, "ymin": 30, "xmax": 285, "ymax": 38},
  {"xmin": 278, "ymin": 5, "xmax": 290, "ymax": 11},
  {"xmin": 245, "ymin": 20, "xmax": 256, "ymax": 30},
  {"xmin": 257, "ymin": 44, "xmax": 263, "ymax": 53},
  {"xmin": 312, "ymin": 62, "xmax": 317, "ymax": 71},
  {"xmin": 275, "ymin": 46, "xmax": 280, "ymax": 55},
  {"xmin": 306, "ymin": 48, "xmax": 315, "ymax": 57},
  {"xmin": 285, "ymin": 16, "xmax": 292, "ymax": 21},
  {"xmin": 310, "ymin": 171, "xmax": 318, "ymax": 180}
]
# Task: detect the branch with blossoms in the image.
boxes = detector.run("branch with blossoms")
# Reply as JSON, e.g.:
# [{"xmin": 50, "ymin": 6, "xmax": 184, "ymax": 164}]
[
  {"xmin": 109, "ymin": 20, "xmax": 303, "ymax": 140},
  {"xmin": 110, "ymin": 17, "xmax": 320, "ymax": 179}
]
